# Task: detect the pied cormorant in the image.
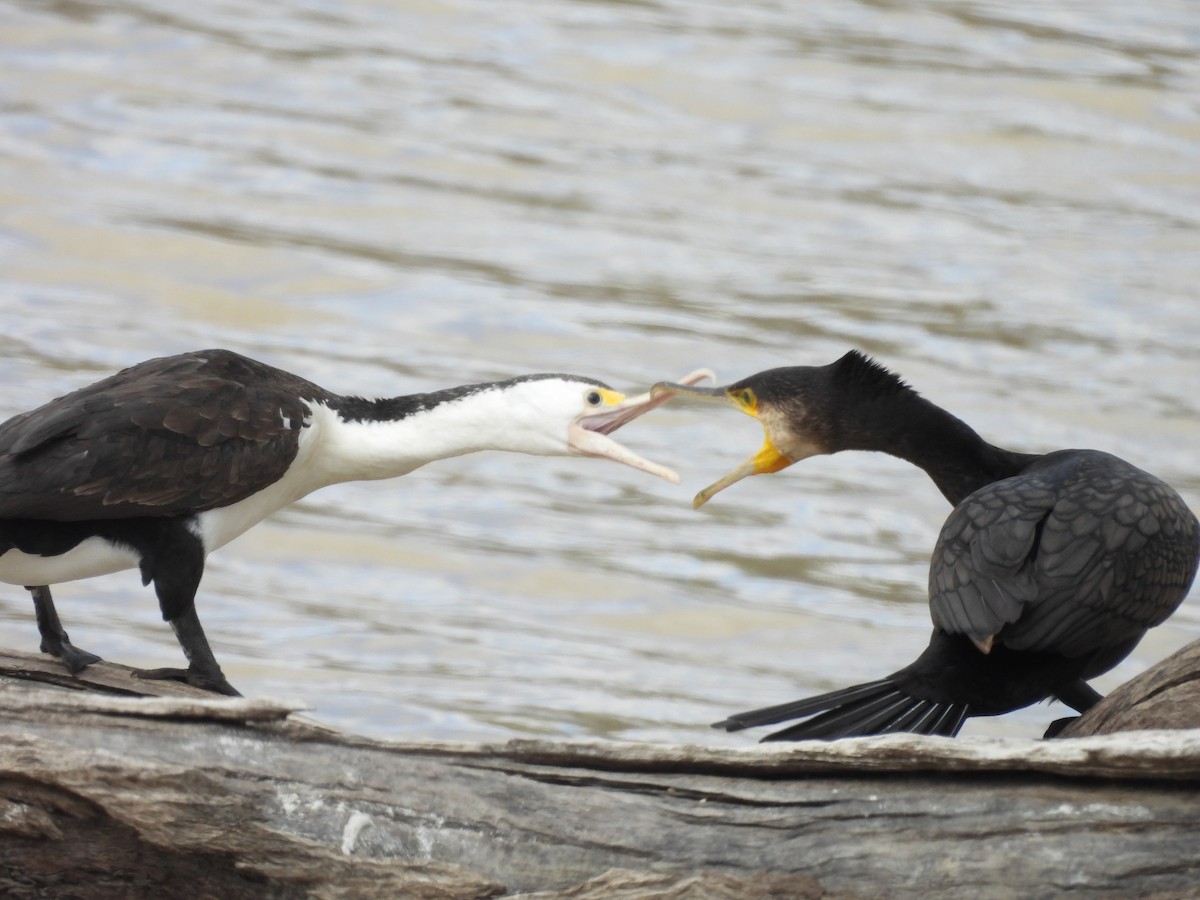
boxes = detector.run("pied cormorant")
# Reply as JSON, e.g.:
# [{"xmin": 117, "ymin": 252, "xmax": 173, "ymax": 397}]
[{"xmin": 0, "ymin": 349, "xmax": 711, "ymax": 696}]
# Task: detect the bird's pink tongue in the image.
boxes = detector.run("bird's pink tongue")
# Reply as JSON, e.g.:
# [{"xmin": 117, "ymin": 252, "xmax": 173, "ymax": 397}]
[{"xmin": 571, "ymin": 367, "xmax": 716, "ymax": 483}]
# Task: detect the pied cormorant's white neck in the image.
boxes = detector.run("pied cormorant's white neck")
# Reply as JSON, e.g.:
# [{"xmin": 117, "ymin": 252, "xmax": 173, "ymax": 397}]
[{"xmin": 305, "ymin": 387, "xmax": 566, "ymax": 488}]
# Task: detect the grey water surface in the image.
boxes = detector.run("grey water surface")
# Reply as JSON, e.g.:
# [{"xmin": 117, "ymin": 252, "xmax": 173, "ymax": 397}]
[{"xmin": 1, "ymin": 0, "xmax": 1198, "ymax": 743}]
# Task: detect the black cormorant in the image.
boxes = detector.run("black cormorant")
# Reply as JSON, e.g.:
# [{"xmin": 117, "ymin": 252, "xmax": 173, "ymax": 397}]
[
  {"xmin": 655, "ymin": 350, "xmax": 1199, "ymax": 739},
  {"xmin": 0, "ymin": 349, "xmax": 710, "ymax": 696}
]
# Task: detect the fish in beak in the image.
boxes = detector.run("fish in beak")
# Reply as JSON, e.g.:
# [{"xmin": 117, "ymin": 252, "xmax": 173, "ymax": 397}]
[{"xmin": 570, "ymin": 368, "xmax": 716, "ymax": 484}]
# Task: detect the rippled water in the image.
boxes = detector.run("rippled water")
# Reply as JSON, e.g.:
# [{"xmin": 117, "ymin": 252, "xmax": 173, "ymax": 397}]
[{"xmin": 1, "ymin": 0, "xmax": 1198, "ymax": 743}]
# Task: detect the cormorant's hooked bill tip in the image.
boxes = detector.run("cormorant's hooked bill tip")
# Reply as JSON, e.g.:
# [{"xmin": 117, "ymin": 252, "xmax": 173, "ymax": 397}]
[
  {"xmin": 570, "ymin": 367, "xmax": 714, "ymax": 484},
  {"xmin": 650, "ymin": 381, "xmax": 729, "ymax": 401}
]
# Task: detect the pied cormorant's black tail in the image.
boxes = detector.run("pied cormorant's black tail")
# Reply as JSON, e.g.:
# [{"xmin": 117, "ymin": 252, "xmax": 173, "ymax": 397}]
[{"xmin": 713, "ymin": 678, "xmax": 970, "ymax": 741}]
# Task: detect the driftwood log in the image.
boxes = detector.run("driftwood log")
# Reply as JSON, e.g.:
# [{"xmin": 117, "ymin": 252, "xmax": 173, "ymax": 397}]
[
  {"xmin": 1060, "ymin": 638, "xmax": 1200, "ymax": 736},
  {"xmin": 1, "ymin": 644, "xmax": 1199, "ymax": 899}
]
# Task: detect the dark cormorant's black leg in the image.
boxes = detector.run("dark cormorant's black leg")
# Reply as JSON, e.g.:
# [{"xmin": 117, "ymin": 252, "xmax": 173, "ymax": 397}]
[
  {"xmin": 1043, "ymin": 680, "xmax": 1105, "ymax": 738},
  {"xmin": 124, "ymin": 517, "xmax": 241, "ymax": 697},
  {"xmin": 26, "ymin": 584, "xmax": 101, "ymax": 674},
  {"xmin": 1055, "ymin": 679, "xmax": 1103, "ymax": 713}
]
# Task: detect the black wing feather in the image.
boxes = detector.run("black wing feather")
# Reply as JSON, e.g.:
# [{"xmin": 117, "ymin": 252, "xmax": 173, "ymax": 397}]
[
  {"xmin": 0, "ymin": 350, "xmax": 332, "ymax": 521},
  {"xmin": 930, "ymin": 450, "xmax": 1199, "ymax": 658},
  {"xmin": 929, "ymin": 477, "xmax": 1052, "ymax": 645}
]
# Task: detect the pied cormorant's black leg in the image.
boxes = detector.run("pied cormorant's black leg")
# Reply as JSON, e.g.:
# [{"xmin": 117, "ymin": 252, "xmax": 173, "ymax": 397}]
[
  {"xmin": 123, "ymin": 518, "xmax": 241, "ymax": 697},
  {"xmin": 26, "ymin": 584, "xmax": 102, "ymax": 674},
  {"xmin": 135, "ymin": 604, "xmax": 241, "ymax": 697}
]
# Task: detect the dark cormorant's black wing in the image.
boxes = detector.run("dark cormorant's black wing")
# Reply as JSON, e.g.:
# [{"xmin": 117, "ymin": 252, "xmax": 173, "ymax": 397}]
[
  {"xmin": 930, "ymin": 449, "xmax": 1200, "ymax": 658},
  {"xmin": 0, "ymin": 350, "xmax": 329, "ymax": 521}
]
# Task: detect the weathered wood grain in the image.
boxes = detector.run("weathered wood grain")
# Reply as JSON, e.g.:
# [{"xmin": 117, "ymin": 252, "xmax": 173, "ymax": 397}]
[{"xmin": 0, "ymin": 647, "xmax": 1197, "ymax": 899}]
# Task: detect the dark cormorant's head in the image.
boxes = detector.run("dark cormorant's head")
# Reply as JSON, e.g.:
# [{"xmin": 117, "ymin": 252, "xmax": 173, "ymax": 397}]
[{"xmin": 652, "ymin": 350, "xmax": 910, "ymax": 507}]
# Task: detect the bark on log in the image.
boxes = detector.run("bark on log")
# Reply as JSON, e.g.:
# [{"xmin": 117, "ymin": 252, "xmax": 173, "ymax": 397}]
[{"xmin": 0, "ymin": 647, "xmax": 1198, "ymax": 899}]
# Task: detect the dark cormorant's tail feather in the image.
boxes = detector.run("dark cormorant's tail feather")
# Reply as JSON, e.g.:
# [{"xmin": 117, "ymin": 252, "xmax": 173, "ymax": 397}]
[
  {"xmin": 714, "ymin": 632, "xmax": 1128, "ymax": 742},
  {"xmin": 713, "ymin": 678, "xmax": 971, "ymax": 741}
]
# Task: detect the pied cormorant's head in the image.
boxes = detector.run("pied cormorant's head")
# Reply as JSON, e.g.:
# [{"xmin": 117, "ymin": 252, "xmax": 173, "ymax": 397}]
[{"xmin": 479, "ymin": 368, "xmax": 715, "ymax": 484}]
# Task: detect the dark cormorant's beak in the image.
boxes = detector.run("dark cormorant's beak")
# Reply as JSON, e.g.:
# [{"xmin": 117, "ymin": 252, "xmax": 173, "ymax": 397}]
[
  {"xmin": 651, "ymin": 380, "xmax": 794, "ymax": 508},
  {"xmin": 571, "ymin": 368, "xmax": 715, "ymax": 484}
]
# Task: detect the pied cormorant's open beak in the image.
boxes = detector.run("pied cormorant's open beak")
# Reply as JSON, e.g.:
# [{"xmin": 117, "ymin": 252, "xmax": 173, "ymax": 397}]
[
  {"xmin": 650, "ymin": 380, "xmax": 794, "ymax": 508},
  {"xmin": 569, "ymin": 368, "xmax": 716, "ymax": 484}
]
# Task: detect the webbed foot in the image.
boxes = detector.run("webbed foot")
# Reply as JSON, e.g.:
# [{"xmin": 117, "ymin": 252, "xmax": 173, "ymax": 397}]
[
  {"xmin": 1043, "ymin": 715, "xmax": 1078, "ymax": 738},
  {"xmin": 41, "ymin": 638, "xmax": 102, "ymax": 675},
  {"xmin": 133, "ymin": 665, "xmax": 242, "ymax": 697},
  {"xmin": 28, "ymin": 585, "xmax": 102, "ymax": 675}
]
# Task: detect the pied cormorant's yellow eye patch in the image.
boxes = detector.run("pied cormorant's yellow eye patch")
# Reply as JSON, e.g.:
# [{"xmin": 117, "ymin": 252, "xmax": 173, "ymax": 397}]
[{"xmin": 586, "ymin": 388, "xmax": 625, "ymax": 407}]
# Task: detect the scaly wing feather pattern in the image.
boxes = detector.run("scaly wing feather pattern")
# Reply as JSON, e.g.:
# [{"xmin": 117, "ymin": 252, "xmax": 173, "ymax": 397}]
[
  {"xmin": 929, "ymin": 476, "xmax": 1053, "ymax": 648},
  {"xmin": 0, "ymin": 350, "xmax": 329, "ymax": 521},
  {"xmin": 930, "ymin": 450, "xmax": 1199, "ymax": 659}
]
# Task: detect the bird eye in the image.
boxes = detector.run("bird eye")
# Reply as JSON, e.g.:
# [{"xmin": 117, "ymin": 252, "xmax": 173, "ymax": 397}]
[
  {"xmin": 586, "ymin": 390, "xmax": 603, "ymax": 406},
  {"xmin": 739, "ymin": 389, "xmax": 755, "ymax": 406}
]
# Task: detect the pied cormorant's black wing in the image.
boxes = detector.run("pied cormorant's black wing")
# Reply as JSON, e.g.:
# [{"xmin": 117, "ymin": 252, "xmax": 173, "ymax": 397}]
[
  {"xmin": 929, "ymin": 449, "xmax": 1200, "ymax": 658},
  {"xmin": 0, "ymin": 349, "xmax": 330, "ymax": 521}
]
